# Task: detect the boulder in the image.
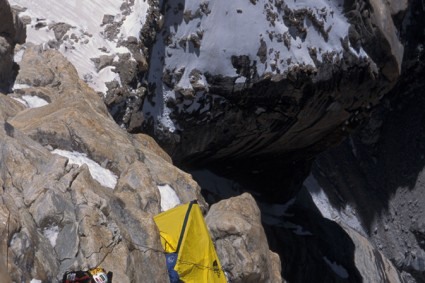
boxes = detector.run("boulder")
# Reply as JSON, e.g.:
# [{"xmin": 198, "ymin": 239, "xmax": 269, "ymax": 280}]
[{"xmin": 206, "ymin": 193, "xmax": 283, "ymax": 283}]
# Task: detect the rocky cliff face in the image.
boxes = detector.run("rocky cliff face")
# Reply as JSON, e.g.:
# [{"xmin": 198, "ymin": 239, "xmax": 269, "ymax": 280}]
[
  {"xmin": 134, "ymin": 0, "xmax": 404, "ymax": 167},
  {"xmin": 3, "ymin": 0, "xmax": 424, "ymax": 282},
  {"xmin": 0, "ymin": 3, "xmax": 281, "ymax": 280},
  {"xmin": 306, "ymin": 1, "xmax": 425, "ymax": 282}
]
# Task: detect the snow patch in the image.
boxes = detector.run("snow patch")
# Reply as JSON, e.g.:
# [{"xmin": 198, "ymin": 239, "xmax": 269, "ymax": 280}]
[
  {"xmin": 30, "ymin": 279, "xmax": 42, "ymax": 283},
  {"xmin": 304, "ymin": 175, "xmax": 366, "ymax": 235},
  {"xmin": 292, "ymin": 224, "xmax": 313, "ymax": 236},
  {"xmin": 52, "ymin": 149, "xmax": 117, "ymax": 189},
  {"xmin": 157, "ymin": 184, "xmax": 181, "ymax": 211},
  {"xmin": 43, "ymin": 225, "xmax": 59, "ymax": 247},
  {"xmin": 13, "ymin": 95, "xmax": 49, "ymax": 108},
  {"xmin": 323, "ymin": 256, "xmax": 349, "ymax": 278},
  {"xmin": 120, "ymin": 0, "xmax": 149, "ymax": 39},
  {"xmin": 12, "ymin": 83, "xmax": 31, "ymax": 90},
  {"xmin": 14, "ymin": 48, "xmax": 25, "ymax": 63},
  {"xmin": 10, "ymin": 0, "xmax": 140, "ymax": 93}
]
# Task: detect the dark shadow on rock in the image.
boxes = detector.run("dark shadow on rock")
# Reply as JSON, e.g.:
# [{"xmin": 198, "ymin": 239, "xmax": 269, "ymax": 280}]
[
  {"xmin": 190, "ymin": 167, "xmax": 363, "ymax": 283},
  {"xmin": 308, "ymin": 1, "xmax": 425, "ymax": 280},
  {"xmin": 310, "ymin": 0, "xmax": 425, "ymax": 233},
  {"xmin": 264, "ymin": 187, "xmax": 363, "ymax": 283}
]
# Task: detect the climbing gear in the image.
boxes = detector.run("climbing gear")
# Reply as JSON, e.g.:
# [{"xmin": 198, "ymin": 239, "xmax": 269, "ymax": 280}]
[
  {"xmin": 62, "ymin": 267, "xmax": 113, "ymax": 283},
  {"xmin": 89, "ymin": 268, "xmax": 110, "ymax": 283}
]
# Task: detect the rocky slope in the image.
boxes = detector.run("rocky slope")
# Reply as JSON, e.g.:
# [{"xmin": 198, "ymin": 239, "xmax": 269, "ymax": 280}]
[
  {"xmin": 3, "ymin": 0, "xmax": 424, "ymax": 282},
  {"xmin": 0, "ymin": 6, "xmax": 281, "ymax": 281}
]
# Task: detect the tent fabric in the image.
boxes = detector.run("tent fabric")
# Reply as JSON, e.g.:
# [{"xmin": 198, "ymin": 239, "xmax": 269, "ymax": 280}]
[{"xmin": 154, "ymin": 202, "xmax": 227, "ymax": 283}]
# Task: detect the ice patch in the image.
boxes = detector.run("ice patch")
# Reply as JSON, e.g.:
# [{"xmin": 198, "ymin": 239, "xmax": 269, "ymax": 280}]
[
  {"xmin": 43, "ymin": 225, "xmax": 59, "ymax": 247},
  {"xmin": 292, "ymin": 224, "xmax": 313, "ymax": 236},
  {"xmin": 323, "ymin": 256, "xmax": 349, "ymax": 278},
  {"xmin": 52, "ymin": 149, "xmax": 117, "ymax": 189},
  {"xmin": 13, "ymin": 95, "xmax": 49, "ymax": 108},
  {"xmin": 157, "ymin": 184, "xmax": 181, "ymax": 211}
]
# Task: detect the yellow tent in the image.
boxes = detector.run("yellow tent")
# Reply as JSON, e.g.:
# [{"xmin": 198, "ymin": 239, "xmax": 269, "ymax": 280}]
[{"xmin": 154, "ymin": 201, "xmax": 227, "ymax": 283}]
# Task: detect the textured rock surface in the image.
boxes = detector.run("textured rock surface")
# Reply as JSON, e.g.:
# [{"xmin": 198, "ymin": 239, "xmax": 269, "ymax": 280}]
[
  {"xmin": 0, "ymin": 42, "xmax": 282, "ymax": 282},
  {"xmin": 4, "ymin": 0, "xmax": 425, "ymax": 282},
  {"xmin": 0, "ymin": 46, "xmax": 178, "ymax": 281},
  {"xmin": 134, "ymin": 0, "xmax": 406, "ymax": 168},
  {"xmin": 342, "ymin": 224, "xmax": 405, "ymax": 283},
  {"xmin": 306, "ymin": 1, "xmax": 425, "ymax": 282},
  {"xmin": 206, "ymin": 193, "xmax": 283, "ymax": 283}
]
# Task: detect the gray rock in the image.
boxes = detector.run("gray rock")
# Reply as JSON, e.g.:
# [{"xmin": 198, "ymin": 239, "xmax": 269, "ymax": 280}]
[
  {"xmin": 206, "ymin": 193, "xmax": 283, "ymax": 283},
  {"xmin": 91, "ymin": 54, "xmax": 115, "ymax": 72},
  {"xmin": 134, "ymin": 0, "xmax": 407, "ymax": 170},
  {"xmin": 0, "ymin": 45, "xmax": 253, "ymax": 282},
  {"xmin": 49, "ymin": 22, "xmax": 72, "ymax": 41}
]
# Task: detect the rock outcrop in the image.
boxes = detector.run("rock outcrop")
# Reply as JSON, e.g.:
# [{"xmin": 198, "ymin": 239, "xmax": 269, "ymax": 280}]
[
  {"xmin": 206, "ymin": 193, "xmax": 283, "ymax": 283},
  {"xmin": 0, "ymin": 44, "xmax": 283, "ymax": 282},
  {"xmin": 5, "ymin": 0, "xmax": 425, "ymax": 282},
  {"xmin": 0, "ymin": 0, "xmax": 26, "ymax": 91},
  {"xmin": 127, "ymin": 0, "xmax": 406, "ymax": 168}
]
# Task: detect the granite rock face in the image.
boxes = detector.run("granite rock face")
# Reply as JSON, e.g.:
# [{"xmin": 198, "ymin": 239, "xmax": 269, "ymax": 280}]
[
  {"xmin": 0, "ymin": 42, "xmax": 282, "ymax": 282},
  {"xmin": 206, "ymin": 193, "xmax": 283, "ymax": 283}
]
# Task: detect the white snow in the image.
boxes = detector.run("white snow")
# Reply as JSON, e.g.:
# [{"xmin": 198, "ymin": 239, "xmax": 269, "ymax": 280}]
[
  {"xmin": 43, "ymin": 225, "xmax": 59, "ymax": 247},
  {"xmin": 12, "ymin": 83, "xmax": 31, "ymax": 90},
  {"xmin": 143, "ymin": 0, "xmax": 368, "ymax": 133},
  {"xmin": 304, "ymin": 175, "xmax": 366, "ymax": 235},
  {"xmin": 14, "ymin": 48, "xmax": 25, "ymax": 63},
  {"xmin": 323, "ymin": 256, "xmax": 349, "ymax": 278},
  {"xmin": 119, "ymin": 0, "xmax": 149, "ymax": 39},
  {"xmin": 157, "ymin": 184, "xmax": 181, "ymax": 212},
  {"xmin": 13, "ymin": 95, "xmax": 49, "ymax": 108},
  {"xmin": 52, "ymin": 149, "xmax": 117, "ymax": 189},
  {"xmin": 30, "ymin": 279, "xmax": 42, "ymax": 283},
  {"xmin": 10, "ymin": 0, "xmax": 140, "ymax": 93}
]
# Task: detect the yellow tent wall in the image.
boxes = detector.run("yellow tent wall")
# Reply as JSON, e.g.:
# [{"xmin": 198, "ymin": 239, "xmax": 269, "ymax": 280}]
[{"xmin": 154, "ymin": 202, "xmax": 227, "ymax": 283}]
